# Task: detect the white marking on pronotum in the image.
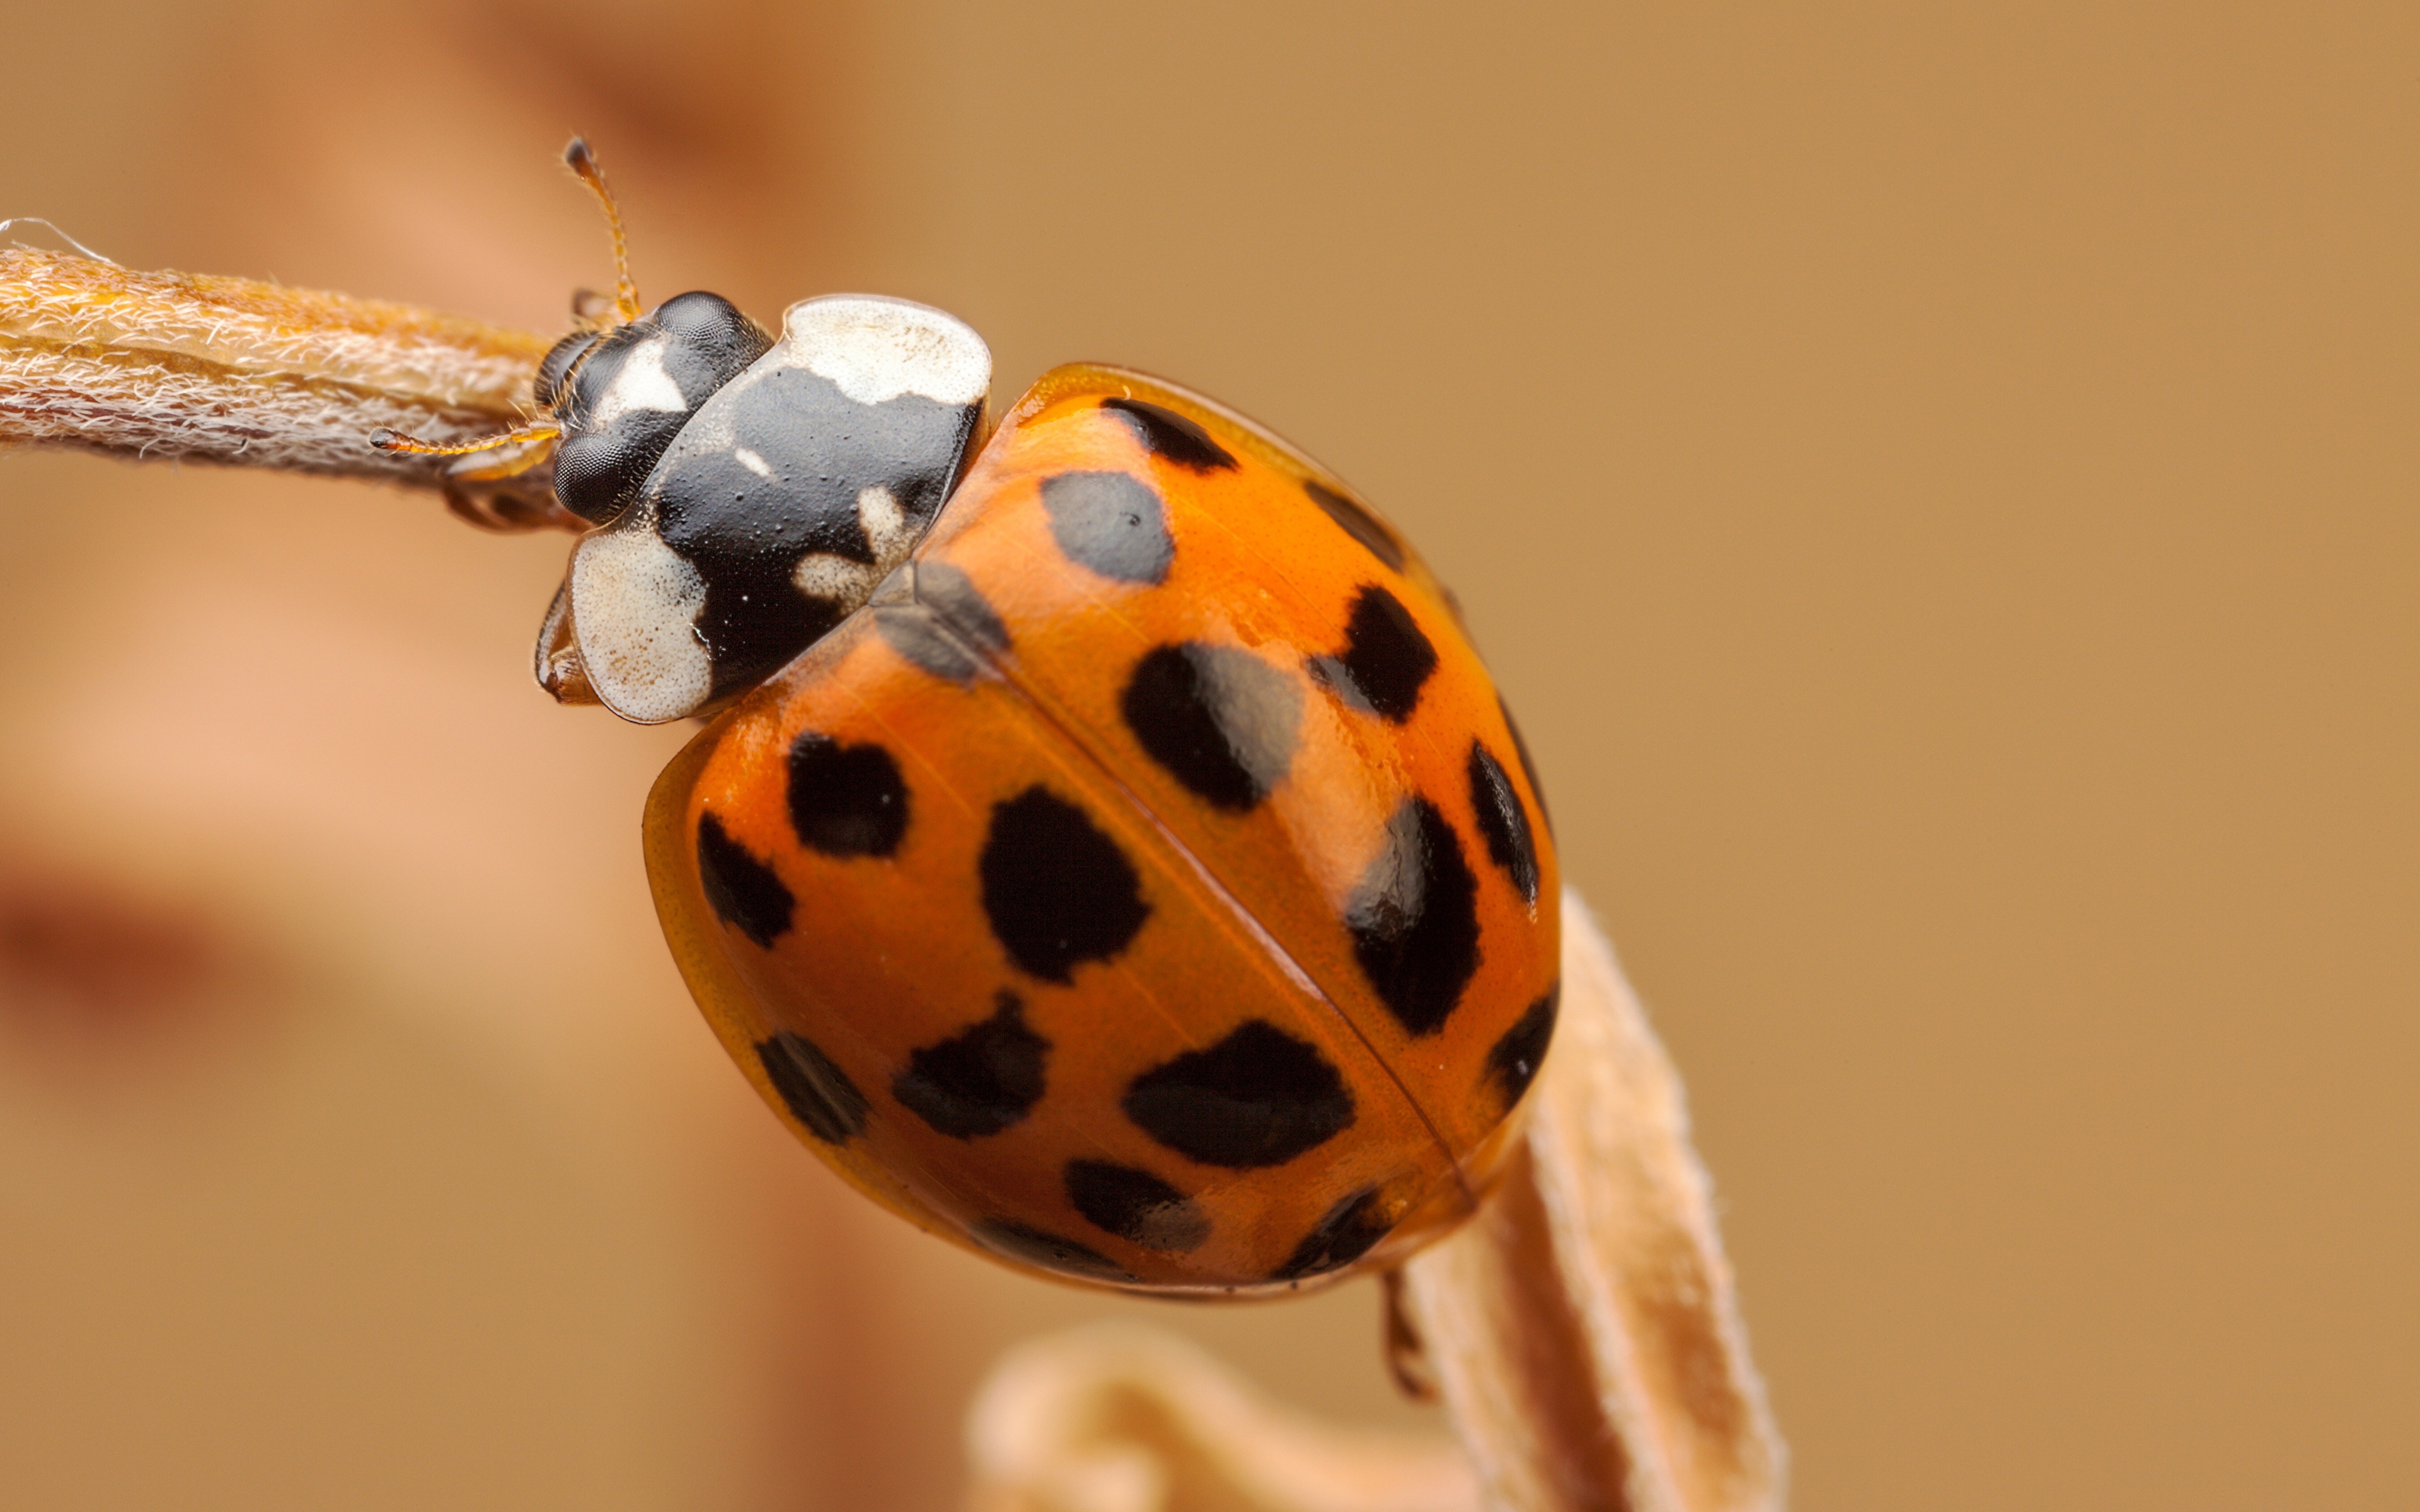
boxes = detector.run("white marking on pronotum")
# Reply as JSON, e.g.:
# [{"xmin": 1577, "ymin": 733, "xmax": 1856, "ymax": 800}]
[
  {"xmin": 780, "ymin": 295, "xmax": 991, "ymax": 408},
  {"xmin": 570, "ymin": 519, "xmax": 713, "ymax": 724},
  {"xmin": 732, "ymin": 445, "xmax": 776, "ymax": 480},
  {"xmin": 793, "ymin": 486, "xmax": 919, "ymax": 604},
  {"xmin": 585, "ymin": 337, "xmax": 688, "ymax": 431}
]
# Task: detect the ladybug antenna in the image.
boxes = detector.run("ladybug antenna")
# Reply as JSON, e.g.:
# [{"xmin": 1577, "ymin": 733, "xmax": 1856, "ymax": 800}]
[
  {"xmin": 563, "ymin": 136, "xmax": 642, "ymax": 325},
  {"xmin": 370, "ymin": 420, "xmax": 563, "ymax": 457}
]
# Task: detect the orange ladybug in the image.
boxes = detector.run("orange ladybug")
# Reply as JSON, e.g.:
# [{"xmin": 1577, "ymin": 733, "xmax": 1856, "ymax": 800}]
[{"xmin": 389, "ymin": 142, "xmax": 1560, "ymax": 1293}]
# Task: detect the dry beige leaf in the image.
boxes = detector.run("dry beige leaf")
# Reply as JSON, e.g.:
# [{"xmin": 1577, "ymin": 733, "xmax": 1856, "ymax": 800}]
[
  {"xmin": 965, "ymin": 1323, "xmax": 1480, "ymax": 1512},
  {"xmin": 1400, "ymin": 891, "xmax": 1783, "ymax": 1512}
]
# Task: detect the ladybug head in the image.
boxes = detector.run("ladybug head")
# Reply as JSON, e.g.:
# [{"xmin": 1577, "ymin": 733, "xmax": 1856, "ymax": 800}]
[
  {"xmin": 535, "ymin": 294, "xmax": 991, "ymax": 724},
  {"xmin": 541, "ymin": 292, "xmax": 774, "ymax": 525}
]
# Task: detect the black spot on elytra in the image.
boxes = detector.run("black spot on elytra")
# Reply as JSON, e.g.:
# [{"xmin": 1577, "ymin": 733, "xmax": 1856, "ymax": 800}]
[
  {"xmin": 1311, "ymin": 585, "xmax": 1437, "ymax": 724},
  {"xmin": 872, "ymin": 559, "xmax": 1011, "ymax": 684},
  {"xmin": 756, "ymin": 1031, "xmax": 868, "ymax": 1144},
  {"xmin": 695, "ymin": 811, "xmax": 794, "ymax": 948},
  {"xmin": 1101, "ymin": 396, "xmax": 1238, "ymax": 472},
  {"xmin": 787, "ymin": 733, "xmax": 909, "ymax": 858},
  {"xmin": 1486, "ymin": 985, "xmax": 1560, "ymax": 1113},
  {"xmin": 1467, "ymin": 740, "xmax": 1540, "ymax": 905},
  {"xmin": 1270, "ymin": 1187, "xmax": 1395, "ymax": 1282},
  {"xmin": 892, "ymin": 991, "xmax": 1050, "ymax": 1139},
  {"xmin": 1301, "ymin": 479, "xmax": 1405, "ymax": 572},
  {"xmin": 1065, "ymin": 1159, "xmax": 1211, "ymax": 1253},
  {"xmin": 1346, "ymin": 798, "xmax": 1482, "ymax": 1036},
  {"xmin": 873, "ymin": 595, "xmax": 969, "ymax": 681},
  {"xmin": 1498, "ymin": 694, "xmax": 1553, "ymax": 840},
  {"xmin": 914, "ymin": 559, "xmax": 1010, "ymax": 651},
  {"xmin": 1122, "ymin": 1020, "xmax": 1356, "ymax": 1169},
  {"xmin": 973, "ymin": 1218, "xmax": 1134, "ymax": 1283},
  {"xmin": 1121, "ymin": 643, "xmax": 1302, "ymax": 813},
  {"xmin": 980, "ymin": 788, "xmax": 1151, "ymax": 983},
  {"xmin": 1039, "ymin": 471, "xmax": 1173, "ymax": 585}
]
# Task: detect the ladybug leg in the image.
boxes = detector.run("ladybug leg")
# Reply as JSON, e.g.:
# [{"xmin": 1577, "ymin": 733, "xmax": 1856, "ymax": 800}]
[
  {"xmin": 1381, "ymin": 1267, "xmax": 1441, "ymax": 1402},
  {"xmin": 531, "ymin": 577, "xmax": 602, "ymax": 706},
  {"xmin": 438, "ymin": 440, "xmax": 582, "ymax": 534},
  {"xmin": 376, "ymin": 419, "xmax": 570, "ymax": 534}
]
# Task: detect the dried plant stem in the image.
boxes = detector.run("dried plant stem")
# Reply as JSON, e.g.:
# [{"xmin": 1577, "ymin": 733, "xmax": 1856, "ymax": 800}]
[{"xmin": 0, "ymin": 247, "xmax": 568, "ymax": 525}]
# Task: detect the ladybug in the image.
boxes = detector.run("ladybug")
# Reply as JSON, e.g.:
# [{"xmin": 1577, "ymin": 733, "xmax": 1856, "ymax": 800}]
[{"xmin": 386, "ymin": 141, "xmax": 1560, "ymax": 1293}]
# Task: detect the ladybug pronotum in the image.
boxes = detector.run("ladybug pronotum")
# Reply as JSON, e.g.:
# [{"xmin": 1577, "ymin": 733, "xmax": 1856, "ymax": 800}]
[{"xmin": 393, "ymin": 141, "xmax": 1560, "ymax": 1294}]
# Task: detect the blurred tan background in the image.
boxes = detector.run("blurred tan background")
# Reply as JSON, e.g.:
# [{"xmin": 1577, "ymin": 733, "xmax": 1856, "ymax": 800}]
[{"xmin": 1, "ymin": 1, "xmax": 2412, "ymax": 1508}]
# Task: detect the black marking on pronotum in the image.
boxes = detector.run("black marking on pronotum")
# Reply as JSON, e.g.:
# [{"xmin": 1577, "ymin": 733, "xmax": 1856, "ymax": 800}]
[
  {"xmin": 1311, "ymin": 584, "xmax": 1438, "ymax": 724},
  {"xmin": 871, "ymin": 559, "xmax": 1011, "ymax": 684},
  {"xmin": 695, "ymin": 811, "xmax": 794, "ymax": 948},
  {"xmin": 1270, "ymin": 1186, "xmax": 1395, "ymax": 1282},
  {"xmin": 1467, "ymin": 739, "xmax": 1540, "ymax": 905},
  {"xmin": 1498, "ymin": 692, "xmax": 1554, "ymax": 840},
  {"xmin": 892, "ymin": 991, "xmax": 1051, "ymax": 1139},
  {"xmin": 787, "ymin": 733, "xmax": 909, "ymax": 858},
  {"xmin": 755, "ymin": 1031, "xmax": 868, "ymax": 1144},
  {"xmin": 1122, "ymin": 1020, "xmax": 1356, "ymax": 1169},
  {"xmin": 1345, "ymin": 797, "xmax": 1482, "ymax": 1037},
  {"xmin": 1120, "ymin": 643, "xmax": 1302, "ymax": 813},
  {"xmin": 654, "ymin": 368, "xmax": 982, "ymax": 698},
  {"xmin": 1101, "ymin": 396, "xmax": 1238, "ymax": 472},
  {"xmin": 1301, "ymin": 479, "xmax": 1406, "ymax": 572},
  {"xmin": 1039, "ymin": 471, "xmax": 1173, "ymax": 585},
  {"xmin": 979, "ymin": 787, "xmax": 1152, "ymax": 983},
  {"xmin": 1486, "ymin": 984, "xmax": 1560, "ymax": 1113},
  {"xmin": 1064, "ymin": 1159, "xmax": 1211, "ymax": 1253},
  {"xmin": 551, "ymin": 291, "xmax": 773, "ymax": 524},
  {"xmin": 972, "ymin": 1218, "xmax": 1135, "ymax": 1283}
]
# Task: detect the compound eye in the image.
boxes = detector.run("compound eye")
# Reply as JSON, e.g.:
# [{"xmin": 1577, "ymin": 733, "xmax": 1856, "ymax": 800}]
[
  {"xmin": 650, "ymin": 291, "xmax": 775, "ymax": 385},
  {"xmin": 534, "ymin": 331, "xmax": 600, "ymax": 411},
  {"xmin": 553, "ymin": 429, "xmax": 654, "ymax": 524}
]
